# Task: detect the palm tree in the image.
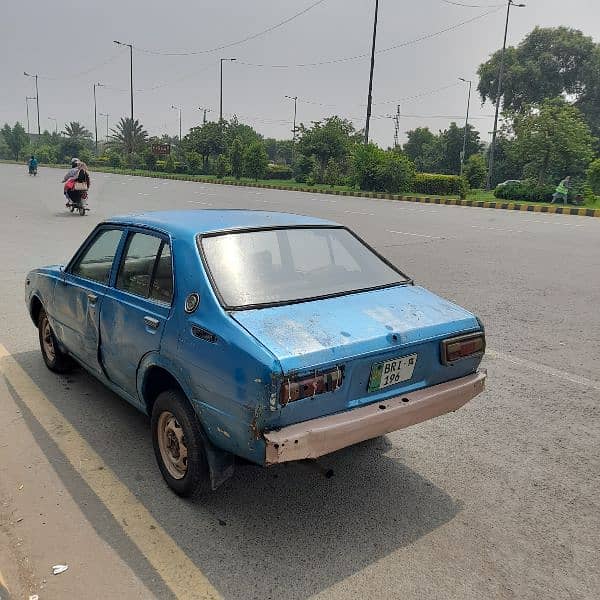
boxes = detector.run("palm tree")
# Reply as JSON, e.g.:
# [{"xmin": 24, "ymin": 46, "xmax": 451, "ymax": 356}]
[
  {"xmin": 63, "ymin": 121, "xmax": 92, "ymax": 140},
  {"xmin": 108, "ymin": 117, "xmax": 148, "ymax": 155}
]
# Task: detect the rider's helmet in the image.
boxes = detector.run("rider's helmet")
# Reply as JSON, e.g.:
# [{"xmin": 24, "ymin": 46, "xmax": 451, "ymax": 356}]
[{"xmin": 71, "ymin": 158, "xmax": 80, "ymax": 168}]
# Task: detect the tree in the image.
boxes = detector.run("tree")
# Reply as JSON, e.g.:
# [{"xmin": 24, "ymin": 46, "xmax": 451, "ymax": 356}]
[
  {"xmin": 215, "ymin": 154, "xmax": 230, "ymax": 178},
  {"xmin": 586, "ymin": 159, "xmax": 600, "ymax": 194},
  {"xmin": 224, "ymin": 116, "xmax": 261, "ymax": 149},
  {"xmin": 1, "ymin": 123, "xmax": 28, "ymax": 160},
  {"xmin": 183, "ymin": 122, "xmax": 224, "ymax": 172},
  {"xmin": 437, "ymin": 123, "xmax": 483, "ymax": 175},
  {"xmin": 510, "ymin": 98, "xmax": 596, "ymax": 184},
  {"xmin": 243, "ymin": 141, "xmax": 268, "ymax": 180},
  {"xmin": 108, "ymin": 117, "xmax": 148, "ymax": 155},
  {"xmin": 297, "ymin": 116, "xmax": 358, "ymax": 183},
  {"xmin": 63, "ymin": 121, "xmax": 92, "ymax": 141},
  {"xmin": 403, "ymin": 128, "xmax": 436, "ymax": 163},
  {"xmin": 478, "ymin": 27, "xmax": 600, "ymax": 136},
  {"xmin": 324, "ymin": 158, "xmax": 342, "ymax": 187},
  {"xmin": 464, "ymin": 154, "xmax": 488, "ymax": 189},
  {"xmin": 229, "ymin": 137, "xmax": 244, "ymax": 178}
]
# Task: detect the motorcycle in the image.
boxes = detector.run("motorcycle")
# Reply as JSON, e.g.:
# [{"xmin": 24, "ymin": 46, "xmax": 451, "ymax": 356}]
[
  {"xmin": 28, "ymin": 166, "xmax": 37, "ymax": 176},
  {"xmin": 64, "ymin": 180, "xmax": 89, "ymax": 216}
]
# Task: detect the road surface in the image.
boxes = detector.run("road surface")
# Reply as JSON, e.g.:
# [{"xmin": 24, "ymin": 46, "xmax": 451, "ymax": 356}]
[{"xmin": 0, "ymin": 163, "xmax": 598, "ymax": 600}]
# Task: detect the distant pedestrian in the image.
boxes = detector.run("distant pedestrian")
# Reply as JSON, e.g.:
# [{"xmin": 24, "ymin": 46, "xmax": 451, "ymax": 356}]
[{"xmin": 552, "ymin": 176, "xmax": 571, "ymax": 205}]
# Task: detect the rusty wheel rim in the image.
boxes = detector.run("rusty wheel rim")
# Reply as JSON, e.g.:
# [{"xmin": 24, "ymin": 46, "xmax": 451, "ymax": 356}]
[
  {"xmin": 42, "ymin": 319, "xmax": 56, "ymax": 362},
  {"xmin": 157, "ymin": 411, "xmax": 188, "ymax": 480}
]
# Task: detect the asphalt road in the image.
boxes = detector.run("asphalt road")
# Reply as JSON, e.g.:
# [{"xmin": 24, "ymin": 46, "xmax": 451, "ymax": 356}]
[{"xmin": 0, "ymin": 162, "xmax": 598, "ymax": 600}]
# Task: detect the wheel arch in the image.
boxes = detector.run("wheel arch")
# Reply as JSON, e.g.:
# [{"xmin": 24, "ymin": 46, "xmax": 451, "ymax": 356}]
[{"xmin": 29, "ymin": 294, "xmax": 43, "ymax": 326}]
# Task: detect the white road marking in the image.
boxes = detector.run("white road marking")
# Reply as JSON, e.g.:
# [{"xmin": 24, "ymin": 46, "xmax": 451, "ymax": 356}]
[
  {"xmin": 471, "ymin": 225, "xmax": 523, "ymax": 233},
  {"xmin": 387, "ymin": 230, "xmax": 444, "ymax": 239},
  {"xmin": 344, "ymin": 210, "xmax": 375, "ymax": 216},
  {"xmin": 487, "ymin": 349, "xmax": 600, "ymax": 391},
  {"xmin": 187, "ymin": 201, "xmax": 213, "ymax": 206}
]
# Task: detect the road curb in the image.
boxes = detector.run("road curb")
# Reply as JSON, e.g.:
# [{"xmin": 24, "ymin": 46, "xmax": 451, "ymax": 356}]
[{"xmin": 4, "ymin": 160, "xmax": 599, "ymax": 217}]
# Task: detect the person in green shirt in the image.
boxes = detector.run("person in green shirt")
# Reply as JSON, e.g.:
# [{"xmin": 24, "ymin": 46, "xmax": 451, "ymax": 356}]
[{"xmin": 552, "ymin": 176, "xmax": 571, "ymax": 204}]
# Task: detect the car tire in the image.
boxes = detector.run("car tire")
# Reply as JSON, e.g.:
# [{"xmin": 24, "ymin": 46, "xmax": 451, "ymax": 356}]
[
  {"xmin": 38, "ymin": 307, "xmax": 73, "ymax": 373},
  {"xmin": 151, "ymin": 389, "xmax": 211, "ymax": 498}
]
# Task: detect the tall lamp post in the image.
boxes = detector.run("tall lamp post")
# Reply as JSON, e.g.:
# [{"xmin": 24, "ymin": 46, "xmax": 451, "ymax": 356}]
[
  {"xmin": 219, "ymin": 58, "xmax": 236, "ymax": 123},
  {"xmin": 48, "ymin": 117, "xmax": 58, "ymax": 135},
  {"xmin": 24, "ymin": 72, "xmax": 40, "ymax": 135},
  {"xmin": 99, "ymin": 113, "xmax": 110, "ymax": 141},
  {"xmin": 284, "ymin": 95, "xmax": 298, "ymax": 162},
  {"xmin": 198, "ymin": 107, "xmax": 211, "ymax": 124},
  {"xmin": 486, "ymin": 0, "xmax": 526, "ymax": 189},
  {"xmin": 459, "ymin": 77, "xmax": 472, "ymax": 177},
  {"xmin": 114, "ymin": 40, "xmax": 134, "ymax": 121},
  {"xmin": 25, "ymin": 96, "xmax": 36, "ymax": 136},
  {"xmin": 93, "ymin": 82, "xmax": 104, "ymax": 154},
  {"xmin": 364, "ymin": 0, "xmax": 379, "ymax": 144},
  {"xmin": 171, "ymin": 105, "xmax": 182, "ymax": 142}
]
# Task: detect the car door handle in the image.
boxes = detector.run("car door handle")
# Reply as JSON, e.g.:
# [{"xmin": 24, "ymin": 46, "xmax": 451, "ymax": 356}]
[
  {"xmin": 144, "ymin": 316, "xmax": 160, "ymax": 330},
  {"xmin": 86, "ymin": 293, "xmax": 98, "ymax": 304}
]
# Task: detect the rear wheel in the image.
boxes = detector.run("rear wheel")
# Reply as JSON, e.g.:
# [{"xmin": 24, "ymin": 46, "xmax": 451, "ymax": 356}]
[
  {"xmin": 151, "ymin": 389, "xmax": 210, "ymax": 497},
  {"xmin": 79, "ymin": 206, "xmax": 86, "ymax": 216},
  {"xmin": 38, "ymin": 308, "xmax": 73, "ymax": 373}
]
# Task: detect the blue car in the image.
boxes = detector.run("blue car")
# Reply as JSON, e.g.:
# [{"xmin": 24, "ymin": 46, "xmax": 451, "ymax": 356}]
[{"xmin": 25, "ymin": 210, "xmax": 486, "ymax": 496}]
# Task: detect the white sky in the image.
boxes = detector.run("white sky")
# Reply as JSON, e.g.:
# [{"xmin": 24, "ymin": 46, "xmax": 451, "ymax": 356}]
[{"xmin": 1, "ymin": 0, "xmax": 598, "ymax": 146}]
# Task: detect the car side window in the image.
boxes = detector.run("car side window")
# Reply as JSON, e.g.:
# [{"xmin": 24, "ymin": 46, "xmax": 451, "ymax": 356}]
[
  {"xmin": 149, "ymin": 243, "xmax": 173, "ymax": 304},
  {"xmin": 71, "ymin": 229, "xmax": 123, "ymax": 284},
  {"xmin": 116, "ymin": 232, "xmax": 173, "ymax": 304}
]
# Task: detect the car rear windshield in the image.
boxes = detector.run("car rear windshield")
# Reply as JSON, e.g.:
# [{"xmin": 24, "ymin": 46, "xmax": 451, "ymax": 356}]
[{"xmin": 200, "ymin": 227, "xmax": 409, "ymax": 309}]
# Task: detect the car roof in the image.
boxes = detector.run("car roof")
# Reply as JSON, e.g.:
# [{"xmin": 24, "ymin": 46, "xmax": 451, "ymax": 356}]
[{"xmin": 106, "ymin": 209, "xmax": 338, "ymax": 237}]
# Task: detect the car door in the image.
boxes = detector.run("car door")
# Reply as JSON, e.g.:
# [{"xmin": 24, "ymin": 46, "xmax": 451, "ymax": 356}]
[
  {"xmin": 99, "ymin": 229, "xmax": 174, "ymax": 398},
  {"xmin": 51, "ymin": 227, "xmax": 124, "ymax": 374}
]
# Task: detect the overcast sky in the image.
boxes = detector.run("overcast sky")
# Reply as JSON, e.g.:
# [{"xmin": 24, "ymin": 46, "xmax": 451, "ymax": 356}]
[{"xmin": 1, "ymin": 0, "xmax": 598, "ymax": 146}]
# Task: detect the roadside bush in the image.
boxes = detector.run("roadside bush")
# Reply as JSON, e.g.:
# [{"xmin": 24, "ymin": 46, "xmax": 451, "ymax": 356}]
[
  {"xmin": 143, "ymin": 151, "xmax": 157, "ymax": 171},
  {"xmin": 215, "ymin": 154, "xmax": 230, "ymax": 178},
  {"xmin": 186, "ymin": 151, "xmax": 203, "ymax": 175},
  {"xmin": 242, "ymin": 141, "xmax": 268, "ymax": 180},
  {"xmin": 265, "ymin": 163, "xmax": 293, "ymax": 180},
  {"xmin": 494, "ymin": 179, "xmax": 554, "ymax": 202},
  {"xmin": 586, "ymin": 158, "xmax": 600, "ymax": 195},
  {"xmin": 107, "ymin": 151, "xmax": 122, "ymax": 168},
  {"xmin": 33, "ymin": 144, "xmax": 58, "ymax": 164},
  {"xmin": 324, "ymin": 158, "xmax": 342, "ymax": 186},
  {"xmin": 164, "ymin": 154, "xmax": 176, "ymax": 173},
  {"xmin": 293, "ymin": 154, "xmax": 314, "ymax": 183},
  {"xmin": 463, "ymin": 154, "xmax": 487, "ymax": 189},
  {"xmin": 352, "ymin": 144, "xmax": 415, "ymax": 193},
  {"xmin": 413, "ymin": 173, "xmax": 468, "ymax": 198}
]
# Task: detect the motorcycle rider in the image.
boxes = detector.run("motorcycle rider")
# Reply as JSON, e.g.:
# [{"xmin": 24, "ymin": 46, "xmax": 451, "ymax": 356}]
[
  {"xmin": 28, "ymin": 155, "xmax": 38, "ymax": 175},
  {"xmin": 63, "ymin": 158, "xmax": 80, "ymax": 182},
  {"xmin": 64, "ymin": 159, "xmax": 91, "ymax": 209}
]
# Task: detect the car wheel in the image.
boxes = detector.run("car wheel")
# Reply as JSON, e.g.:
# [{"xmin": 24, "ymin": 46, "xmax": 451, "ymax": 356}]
[
  {"xmin": 151, "ymin": 389, "xmax": 210, "ymax": 497},
  {"xmin": 38, "ymin": 308, "xmax": 73, "ymax": 373}
]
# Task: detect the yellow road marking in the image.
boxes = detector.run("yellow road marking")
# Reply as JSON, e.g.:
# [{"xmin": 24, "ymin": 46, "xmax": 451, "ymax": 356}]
[{"xmin": 0, "ymin": 344, "xmax": 221, "ymax": 600}]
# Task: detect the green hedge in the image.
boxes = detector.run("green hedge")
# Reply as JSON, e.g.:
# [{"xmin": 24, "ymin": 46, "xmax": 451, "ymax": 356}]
[
  {"xmin": 494, "ymin": 180, "xmax": 555, "ymax": 202},
  {"xmin": 413, "ymin": 173, "xmax": 468, "ymax": 199},
  {"xmin": 265, "ymin": 163, "xmax": 293, "ymax": 180}
]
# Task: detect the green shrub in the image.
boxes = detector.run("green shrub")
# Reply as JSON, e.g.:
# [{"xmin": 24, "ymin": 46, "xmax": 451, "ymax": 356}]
[
  {"xmin": 324, "ymin": 158, "xmax": 341, "ymax": 186},
  {"xmin": 464, "ymin": 154, "xmax": 487, "ymax": 189},
  {"xmin": 265, "ymin": 163, "xmax": 293, "ymax": 180},
  {"xmin": 293, "ymin": 155, "xmax": 314, "ymax": 183},
  {"xmin": 494, "ymin": 180, "xmax": 554, "ymax": 202},
  {"xmin": 143, "ymin": 151, "xmax": 157, "ymax": 171},
  {"xmin": 164, "ymin": 155, "xmax": 176, "ymax": 173},
  {"xmin": 586, "ymin": 158, "xmax": 600, "ymax": 195},
  {"xmin": 413, "ymin": 173, "xmax": 468, "ymax": 198},
  {"xmin": 186, "ymin": 151, "xmax": 203, "ymax": 175},
  {"xmin": 352, "ymin": 144, "xmax": 415, "ymax": 193},
  {"xmin": 215, "ymin": 154, "xmax": 230, "ymax": 178},
  {"xmin": 107, "ymin": 152, "xmax": 122, "ymax": 168},
  {"xmin": 243, "ymin": 141, "xmax": 268, "ymax": 180}
]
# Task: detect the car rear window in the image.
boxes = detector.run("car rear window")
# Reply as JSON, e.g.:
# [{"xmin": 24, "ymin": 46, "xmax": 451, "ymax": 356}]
[{"xmin": 200, "ymin": 227, "xmax": 408, "ymax": 308}]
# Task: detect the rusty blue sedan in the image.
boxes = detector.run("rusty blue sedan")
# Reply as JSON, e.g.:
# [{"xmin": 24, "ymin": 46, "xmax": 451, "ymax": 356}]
[{"xmin": 25, "ymin": 210, "xmax": 486, "ymax": 496}]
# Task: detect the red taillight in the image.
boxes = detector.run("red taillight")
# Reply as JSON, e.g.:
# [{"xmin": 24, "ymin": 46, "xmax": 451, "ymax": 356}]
[
  {"xmin": 280, "ymin": 367, "xmax": 343, "ymax": 405},
  {"xmin": 441, "ymin": 333, "xmax": 485, "ymax": 365}
]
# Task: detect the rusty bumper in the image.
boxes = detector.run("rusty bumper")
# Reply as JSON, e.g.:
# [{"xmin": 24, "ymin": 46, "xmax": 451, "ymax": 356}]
[{"xmin": 264, "ymin": 370, "xmax": 486, "ymax": 465}]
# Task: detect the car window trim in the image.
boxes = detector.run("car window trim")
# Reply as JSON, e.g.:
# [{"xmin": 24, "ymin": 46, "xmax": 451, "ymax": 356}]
[
  {"xmin": 196, "ymin": 224, "xmax": 413, "ymax": 311},
  {"xmin": 66, "ymin": 225, "xmax": 126, "ymax": 286},
  {"xmin": 114, "ymin": 228, "xmax": 174, "ymax": 306}
]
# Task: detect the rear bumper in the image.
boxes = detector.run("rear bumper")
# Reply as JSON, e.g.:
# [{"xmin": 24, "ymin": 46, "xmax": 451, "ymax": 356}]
[{"xmin": 264, "ymin": 370, "xmax": 486, "ymax": 465}]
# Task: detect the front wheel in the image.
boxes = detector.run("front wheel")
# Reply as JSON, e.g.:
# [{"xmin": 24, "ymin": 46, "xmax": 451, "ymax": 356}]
[
  {"xmin": 38, "ymin": 308, "xmax": 73, "ymax": 373},
  {"xmin": 151, "ymin": 389, "xmax": 211, "ymax": 497}
]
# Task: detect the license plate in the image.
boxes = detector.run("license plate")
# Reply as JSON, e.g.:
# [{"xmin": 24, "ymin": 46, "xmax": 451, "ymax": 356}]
[{"xmin": 368, "ymin": 354, "xmax": 418, "ymax": 392}]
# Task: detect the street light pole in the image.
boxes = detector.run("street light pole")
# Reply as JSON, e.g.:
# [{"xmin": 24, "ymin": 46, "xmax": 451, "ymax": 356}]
[
  {"xmin": 364, "ymin": 0, "xmax": 379, "ymax": 144},
  {"xmin": 219, "ymin": 58, "xmax": 236, "ymax": 123},
  {"xmin": 198, "ymin": 107, "xmax": 211, "ymax": 124},
  {"xmin": 486, "ymin": 0, "xmax": 526, "ymax": 189},
  {"xmin": 114, "ymin": 40, "xmax": 134, "ymax": 121},
  {"xmin": 24, "ymin": 72, "xmax": 40, "ymax": 135},
  {"xmin": 459, "ymin": 78, "xmax": 472, "ymax": 177},
  {"xmin": 171, "ymin": 105, "xmax": 182, "ymax": 142},
  {"xmin": 48, "ymin": 117, "xmax": 57, "ymax": 135},
  {"xmin": 93, "ymin": 82, "xmax": 103, "ymax": 154},
  {"xmin": 284, "ymin": 95, "xmax": 298, "ymax": 162},
  {"xmin": 99, "ymin": 113, "xmax": 110, "ymax": 141},
  {"xmin": 25, "ymin": 96, "xmax": 35, "ymax": 136}
]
